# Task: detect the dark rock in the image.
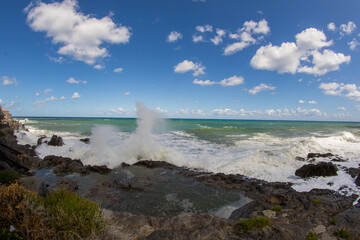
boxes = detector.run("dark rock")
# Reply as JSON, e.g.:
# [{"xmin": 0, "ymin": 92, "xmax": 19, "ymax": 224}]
[
  {"xmin": 56, "ymin": 178, "xmax": 78, "ymax": 192},
  {"xmin": 88, "ymin": 164, "xmax": 111, "ymax": 174},
  {"xmin": 307, "ymin": 152, "xmax": 334, "ymax": 160},
  {"xmin": 133, "ymin": 160, "xmax": 177, "ymax": 169},
  {"xmin": 295, "ymin": 156, "xmax": 305, "ymax": 161},
  {"xmin": 20, "ymin": 176, "xmax": 49, "ymax": 197},
  {"xmin": 356, "ymin": 175, "xmax": 360, "ymax": 186},
  {"xmin": 346, "ymin": 167, "xmax": 360, "ymax": 178},
  {"xmin": 121, "ymin": 162, "xmax": 130, "ymax": 167},
  {"xmin": 112, "ymin": 177, "xmax": 152, "ymax": 191},
  {"xmin": 80, "ymin": 138, "xmax": 90, "ymax": 144},
  {"xmin": 47, "ymin": 135, "xmax": 63, "ymax": 146},
  {"xmin": 295, "ymin": 162, "xmax": 338, "ymax": 178},
  {"xmin": 37, "ymin": 135, "xmax": 47, "ymax": 145},
  {"xmin": 229, "ymin": 201, "xmax": 258, "ymax": 219}
]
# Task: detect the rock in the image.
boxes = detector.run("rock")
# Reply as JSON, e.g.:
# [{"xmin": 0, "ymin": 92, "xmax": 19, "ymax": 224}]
[
  {"xmin": 229, "ymin": 201, "xmax": 259, "ymax": 219},
  {"xmin": 112, "ymin": 178, "xmax": 152, "ymax": 191},
  {"xmin": 47, "ymin": 135, "xmax": 63, "ymax": 146},
  {"xmin": 38, "ymin": 155, "xmax": 111, "ymax": 176},
  {"xmin": 307, "ymin": 153, "xmax": 334, "ymax": 160},
  {"xmin": 121, "ymin": 162, "xmax": 130, "ymax": 167},
  {"xmin": 295, "ymin": 156, "xmax": 306, "ymax": 161},
  {"xmin": 80, "ymin": 138, "xmax": 90, "ymax": 144},
  {"xmin": 139, "ymin": 225, "xmax": 154, "ymax": 236},
  {"xmin": 133, "ymin": 160, "xmax": 177, "ymax": 169},
  {"xmin": 88, "ymin": 165, "xmax": 111, "ymax": 174},
  {"xmin": 356, "ymin": 175, "xmax": 360, "ymax": 186},
  {"xmin": 37, "ymin": 135, "xmax": 48, "ymax": 145},
  {"xmin": 320, "ymin": 232, "xmax": 337, "ymax": 240},
  {"xmin": 20, "ymin": 176, "xmax": 49, "ymax": 197},
  {"xmin": 295, "ymin": 162, "xmax": 338, "ymax": 178},
  {"xmin": 56, "ymin": 178, "xmax": 78, "ymax": 192},
  {"xmin": 313, "ymin": 224, "xmax": 326, "ymax": 234},
  {"xmin": 262, "ymin": 209, "xmax": 276, "ymax": 218},
  {"xmin": 346, "ymin": 167, "xmax": 360, "ymax": 178}
]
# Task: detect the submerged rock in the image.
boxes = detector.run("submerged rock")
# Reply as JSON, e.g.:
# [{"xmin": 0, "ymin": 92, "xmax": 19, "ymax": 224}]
[
  {"xmin": 133, "ymin": 160, "xmax": 177, "ymax": 169},
  {"xmin": 80, "ymin": 138, "xmax": 90, "ymax": 144},
  {"xmin": 47, "ymin": 135, "xmax": 63, "ymax": 146},
  {"xmin": 37, "ymin": 135, "xmax": 47, "ymax": 145},
  {"xmin": 295, "ymin": 162, "xmax": 338, "ymax": 178},
  {"xmin": 307, "ymin": 152, "xmax": 334, "ymax": 160}
]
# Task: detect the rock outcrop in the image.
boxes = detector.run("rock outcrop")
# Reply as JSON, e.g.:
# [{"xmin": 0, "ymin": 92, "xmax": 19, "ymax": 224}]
[
  {"xmin": 295, "ymin": 162, "xmax": 338, "ymax": 178},
  {"xmin": 47, "ymin": 135, "xmax": 64, "ymax": 146}
]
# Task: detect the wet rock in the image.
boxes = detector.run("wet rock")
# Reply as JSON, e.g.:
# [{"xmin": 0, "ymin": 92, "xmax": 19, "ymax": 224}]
[
  {"xmin": 80, "ymin": 138, "xmax": 90, "ymax": 144},
  {"xmin": 346, "ymin": 167, "xmax": 360, "ymax": 178},
  {"xmin": 88, "ymin": 165, "xmax": 111, "ymax": 174},
  {"xmin": 20, "ymin": 176, "xmax": 49, "ymax": 197},
  {"xmin": 356, "ymin": 175, "xmax": 360, "ymax": 186},
  {"xmin": 229, "ymin": 201, "xmax": 259, "ymax": 219},
  {"xmin": 121, "ymin": 162, "xmax": 130, "ymax": 167},
  {"xmin": 112, "ymin": 177, "xmax": 152, "ymax": 191},
  {"xmin": 307, "ymin": 153, "xmax": 334, "ymax": 160},
  {"xmin": 295, "ymin": 156, "xmax": 306, "ymax": 161},
  {"xmin": 334, "ymin": 204, "xmax": 360, "ymax": 237},
  {"xmin": 56, "ymin": 178, "xmax": 78, "ymax": 192},
  {"xmin": 37, "ymin": 135, "xmax": 48, "ymax": 145},
  {"xmin": 295, "ymin": 162, "xmax": 338, "ymax": 178},
  {"xmin": 47, "ymin": 135, "xmax": 63, "ymax": 146},
  {"xmin": 133, "ymin": 160, "xmax": 177, "ymax": 169}
]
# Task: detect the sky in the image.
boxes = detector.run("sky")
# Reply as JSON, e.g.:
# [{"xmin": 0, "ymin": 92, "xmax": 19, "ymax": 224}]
[{"xmin": 1, "ymin": 0, "xmax": 360, "ymax": 121}]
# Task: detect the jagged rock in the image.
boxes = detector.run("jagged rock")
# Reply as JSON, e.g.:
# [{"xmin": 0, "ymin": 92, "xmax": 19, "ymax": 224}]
[
  {"xmin": 295, "ymin": 156, "xmax": 306, "ymax": 161},
  {"xmin": 37, "ymin": 135, "xmax": 47, "ymax": 145},
  {"xmin": 356, "ymin": 175, "xmax": 360, "ymax": 186},
  {"xmin": 121, "ymin": 162, "xmax": 130, "ymax": 167},
  {"xmin": 80, "ymin": 138, "xmax": 90, "ymax": 144},
  {"xmin": 20, "ymin": 176, "xmax": 49, "ymax": 197},
  {"xmin": 295, "ymin": 162, "xmax": 338, "ymax": 178},
  {"xmin": 133, "ymin": 160, "xmax": 177, "ymax": 169},
  {"xmin": 57, "ymin": 178, "xmax": 78, "ymax": 192},
  {"xmin": 307, "ymin": 153, "xmax": 334, "ymax": 159},
  {"xmin": 346, "ymin": 167, "xmax": 360, "ymax": 178},
  {"xmin": 38, "ymin": 155, "xmax": 111, "ymax": 176},
  {"xmin": 47, "ymin": 135, "xmax": 63, "ymax": 146}
]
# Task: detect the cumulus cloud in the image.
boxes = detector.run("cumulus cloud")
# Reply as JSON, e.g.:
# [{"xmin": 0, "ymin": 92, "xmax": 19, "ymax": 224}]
[
  {"xmin": 167, "ymin": 31, "xmax": 183, "ymax": 42},
  {"xmin": 44, "ymin": 89, "xmax": 52, "ymax": 94},
  {"xmin": 26, "ymin": 0, "xmax": 131, "ymax": 65},
  {"xmin": 193, "ymin": 79, "xmax": 217, "ymax": 86},
  {"xmin": 196, "ymin": 25, "xmax": 213, "ymax": 33},
  {"xmin": 251, "ymin": 28, "xmax": 350, "ymax": 76},
  {"xmin": 224, "ymin": 41, "xmax": 251, "ymax": 55},
  {"xmin": 348, "ymin": 38, "xmax": 359, "ymax": 50},
  {"xmin": 319, "ymin": 82, "xmax": 360, "ymax": 101},
  {"xmin": 337, "ymin": 106, "xmax": 346, "ymax": 111},
  {"xmin": 114, "ymin": 67, "xmax": 123, "ymax": 73},
  {"xmin": 298, "ymin": 100, "xmax": 305, "ymax": 104},
  {"xmin": 219, "ymin": 75, "xmax": 244, "ymax": 86},
  {"xmin": 192, "ymin": 35, "xmax": 204, "ymax": 43},
  {"xmin": 193, "ymin": 75, "xmax": 244, "ymax": 87},
  {"xmin": 110, "ymin": 107, "xmax": 126, "ymax": 114},
  {"xmin": 33, "ymin": 94, "xmax": 66, "ymax": 108},
  {"xmin": 71, "ymin": 92, "xmax": 81, "ymax": 99},
  {"xmin": 174, "ymin": 60, "xmax": 205, "ymax": 76},
  {"xmin": 210, "ymin": 28, "xmax": 226, "ymax": 45},
  {"xmin": 248, "ymin": 83, "xmax": 275, "ymax": 94},
  {"xmin": 340, "ymin": 21, "xmax": 357, "ymax": 35},
  {"xmin": 327, "ymin": 22, "xmax": 336, "ymax": 31},
  {"xmin": 242, "ymin": 19, "xmax": 270, "ymax": 35},
  {"xmin": 124, "ymin": 91, "xmax": 130, "ymax": 96},
  {"xmin": 93, "ymin": 64, "xmax": 104, "ymax": 70},
  {"xmin": 308, "ymin": 100, "xmax": 318, "ymax": 104},
  {"xmin": 1, "ymin": 76, "xmax": 18, "ymax": 86},
  {"xmin": 66, "ymin": 77, "xmax": 87, "ymax": 84}
]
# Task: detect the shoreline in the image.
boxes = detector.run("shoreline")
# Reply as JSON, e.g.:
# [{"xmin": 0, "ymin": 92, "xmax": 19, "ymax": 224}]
[{"xmin": 2, "ymin": 109, "xmax": 360, "ymax": 239}]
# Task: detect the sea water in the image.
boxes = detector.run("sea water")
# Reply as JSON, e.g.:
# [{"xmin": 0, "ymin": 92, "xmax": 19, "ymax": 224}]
[{"xmin": 14, "ymin": 104, "xmax": 360, "ymax": 200}]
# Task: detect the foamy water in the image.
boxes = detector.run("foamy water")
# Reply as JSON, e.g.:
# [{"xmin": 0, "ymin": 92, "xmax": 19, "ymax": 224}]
[{"xmin": 15, "ymin": 104, "xmax": 360, "ymax": 202}]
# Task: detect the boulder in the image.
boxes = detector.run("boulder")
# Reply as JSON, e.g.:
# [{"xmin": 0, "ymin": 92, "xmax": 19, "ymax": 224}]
[
  {"xmin": 20, "ymin": 176, "xmax": 49, "ymax": 197},
  {"xmin": 346, "ymin": 167, "xmax": 360, "ymax": 178},
  {"xmin": 47, "ymin": 135, "xmax": 63, "ymax": 146},
  {"xmin": 37, "ymin": 135, "xmax": 48, "ymax": 145},
  {"xmin": 295, "ymin": 162, "xmax": 338, "ymax": 178},
  {"xmin": 133, "ymin": 160, "xmax": 177, "ymax": 169},
  {"xmin": 80, "ymin": 138, "xmax": 90, "ymax": 144},
  {"xmin": 56, "ymin": 178, "xmax": 78, "ymax": 192},
  {"xmin": 307, "ymin": 153, "xmax": 334, "ymax": 159},
  {"xmin": 88, "ymin": 165, "xmax": 111, "ymax": 174}
]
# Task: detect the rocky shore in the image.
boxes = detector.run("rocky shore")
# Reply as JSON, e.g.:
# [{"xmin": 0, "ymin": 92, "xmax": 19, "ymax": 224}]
[{"xmin": 1, "ymin": 108, "xmax": 360, "ymax": 239}]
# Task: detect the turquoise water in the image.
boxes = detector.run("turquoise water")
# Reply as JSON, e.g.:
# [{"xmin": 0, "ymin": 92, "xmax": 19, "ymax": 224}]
[{"xmin": 17, "ymin": 117, "xmax": 360, "ymax": 145}]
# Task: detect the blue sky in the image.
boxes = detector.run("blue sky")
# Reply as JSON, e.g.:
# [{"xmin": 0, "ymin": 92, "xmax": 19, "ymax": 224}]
[{"xmin": 1, "ymin": 0, "xmax": 360, "ymax": 120}]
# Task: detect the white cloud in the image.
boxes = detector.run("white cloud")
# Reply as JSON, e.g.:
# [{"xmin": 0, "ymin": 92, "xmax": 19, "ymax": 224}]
[
  {"xmin": 155, "ymin": 107, "xmax": 168, "ymax": 113},
  {"xmin": 248, "ymin": 83, "xmax": 275, "ymax": 94},
  {"xmin": 308, "ymin": 100, "xmax": 318, "ymax": 104},
  {"xmin": 66, "ymin": 77, "xmax": 87, "ymax": 84},
  {"xmin": 298, "ymin": 100, "xmax": 305, "ymax": 104},
  {"xmin": 124, "ymin": 91, "xmax": 130, "ymax": 96},
  {"xmin": 48, "ymin": 56, "xmax": 65, "ymax": 63},
  {"xmin": 333, "ymin": 112, "xmax": 352, "ymax": 118},
  {"xmin": 219, "ymin": 75, "xmax": 244, "ymax": 86},
  {"xmin": 196, "ymin": 25, "xmax": 213, "ymax": 33},
  {"xmin": 224, "ymin": 41, "xmax": 251, "ymax": 55},
  {"xmin": 327, "ymin": 22, "xmax": 336, "ymax": 31},
  {"xmin": 0, "ymin": 99, "xmax": 3, "ymax": 105},
  {"xmin": 210, "ymin": 28, "xmax": 226, "ymax": 45},
  {"xmin": 44, "ymin": 89, "xmax": 52, "ymax": 94},
  {"xmin": 26, "ymin": 0, "xmax": 131, "ymax": 65},
  {"xmin": 71, "ymin": 92, "xmax": 81, "ymax": 99},
  {"xmin": 192, "ymin": 35, "xmax": 204, "ymax": 43},
  {"xmin": 251, "ymin": 28, "xmax": 350, "ymax": 76},
  {"xmin": 319, "ymin": 82, "xmax": 360, "ymax": 101},
  {"xmin": 110, "ymin": 107, "xmax": 126, "ymax": 114},
  {"xmin": 337, "ymin": 106, "xmax": 346, "ymax": 111},
  {"xmin": 35, "ymin": 92, "xmax": 40, "ymax": 97},
  {"xmin": 60, "ymin": 96, "xmax": 66, "ymax": 100},
  {"xmin": 114, "ymin": 67, "xmax": 123, "ymax": 73},
  {"xmin": 340, "ymin": 21, "xmax": 357, "ymax": 35},
  {"xmin": 1, "ymin": 76, "xmax": 18, "ymax": 86},
  {"xmin": 348, "ymin": 38, "xmax": 359, "ymax": 50},
  {"xmin": 167, "ymin": 31, "xmax": 183, "ymax": 42},
  {"xmin": 93, "ymin": 64, "xmax": 104, "ymax": 70},
  {"xmin": 193, "ymin": 79, "xmax": 217, "ymax": 86},
  {"xmin": 33, "ymin": 94, "xmax": 65, "ymax": 108},
  {"xmin": 45, "ymin": 96, "xmax": 58, "ymax": 101},
  {"xmin": 243, "ymin": 19, "xmax": 270, "ymax": 35},
  {"xmin": 174, "ymin": 60, "xmax": 205, "ymax": 76}
]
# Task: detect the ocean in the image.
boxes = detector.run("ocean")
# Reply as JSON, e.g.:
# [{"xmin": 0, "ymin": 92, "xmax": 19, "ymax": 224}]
[{"xmin": 14, "ymin": 107, "xmax": 360, "ymax": 199}]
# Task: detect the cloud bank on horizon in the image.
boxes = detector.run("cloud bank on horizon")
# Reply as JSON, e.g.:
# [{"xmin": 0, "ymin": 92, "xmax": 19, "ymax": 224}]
[{"xmin": 0, "ymin": 0, "xmax": 359, "ymax": 120}]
